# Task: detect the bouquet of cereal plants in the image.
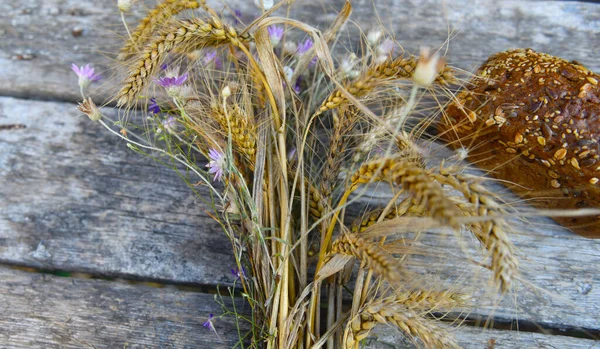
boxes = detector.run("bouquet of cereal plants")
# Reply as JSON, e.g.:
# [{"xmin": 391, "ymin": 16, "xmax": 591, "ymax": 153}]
[{"xmin": 74, "ymin": 1, "xmax": 532, "ymax": 347}]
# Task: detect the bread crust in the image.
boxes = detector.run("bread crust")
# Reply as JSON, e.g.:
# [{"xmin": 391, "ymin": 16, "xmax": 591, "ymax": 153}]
[{"xmin": 439, "ymin": 48, "xmax": 600, "ymax": 237}]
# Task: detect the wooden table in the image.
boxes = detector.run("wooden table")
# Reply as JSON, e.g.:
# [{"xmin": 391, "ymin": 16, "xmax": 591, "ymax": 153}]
[{"xmin": 1, "ymin": 0, "xmax": 599, "ymax": 347}]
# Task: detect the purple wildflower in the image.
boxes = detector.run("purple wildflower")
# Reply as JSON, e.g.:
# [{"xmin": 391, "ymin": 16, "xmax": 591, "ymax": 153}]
[
  {"xmin": 148, "ymin": 98, "xmax": 160, "ymax": 114},
  {"xmin": 155, "ymin": 72, "xmax": 188, "ymax": 98},
  {"xmin": 233, "ymin": 9, "xmax": 242, "ymax": 24},
  {"xmin": 161, "ymin": 116, "xmax": 177, "ymax": 134},
  {"xmin": 203, "ymin": 50, "xmax": 222, "ymax": 69},
  {"xmin": 296, "ymin": 39, "xmax": 313, "ymax": 56},
  {"xmin": 268, "ymin": 26, "xmax": 284, "ymax": 47},
  {"xmin": 206, "ymin": 148, "xmax": 226, "ymax": 182},
  {"xmin": 231, "ymin": 267, "xmax": 246, "ymax": 280},
  {"xmin": 203, "ymin": 313, "xmax": 215, "ymax": 330},
  {"xmin": 155, "ymin": 73, "xmax": 188, "ymax": 88},
  {"xmin": 71, "ymin": 63, "xmax": 101, "ymax": 88}
]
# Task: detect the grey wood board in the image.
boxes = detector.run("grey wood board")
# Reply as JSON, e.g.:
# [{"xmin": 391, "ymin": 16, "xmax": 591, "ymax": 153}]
[
  {"xmin": 369, "ymin": 325, "xmax": 600, "ymax": 349},
  {"xmin": 1, "ymin": 95, "xmax": 599, "ymax": 336},
  {"xmin": 0, "ymin": 266, "xmax": 248, "ymax": 349},
  {"xmin": 0, "ymin": 0, "xmax": 598, "ymax": 103},
  {"xmin": 0, "ymin": 266, "xmax": 596, "ymax": 348},
  {"xmin": 0, "ymin": 96, "xmax": 238, "ymax": 286}
]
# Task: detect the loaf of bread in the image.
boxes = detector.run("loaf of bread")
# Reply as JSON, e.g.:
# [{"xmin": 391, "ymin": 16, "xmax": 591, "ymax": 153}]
[{"xmin": 439, "ymin": 48, "xmax": 600, "ymax": 237}]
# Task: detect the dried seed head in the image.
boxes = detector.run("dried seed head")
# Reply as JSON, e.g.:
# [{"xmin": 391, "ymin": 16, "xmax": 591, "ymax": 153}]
[
  {"xmin": 253, "ymin": 0, "xmax": 273, "ymax": 10},
  {"xmin": 367, "ymin": 29, "xmax": 382, "ymax": 46},
  {"xmin": 77, "ymin": 97, "xmax": 102, "ymax": 122},
  {"xmin": 117, "ymin": 0, "xmax": 137, "ymax": 12},
  {"xmin": 413, "ymin": 47, "xmax": 445, "ymax": 87}
]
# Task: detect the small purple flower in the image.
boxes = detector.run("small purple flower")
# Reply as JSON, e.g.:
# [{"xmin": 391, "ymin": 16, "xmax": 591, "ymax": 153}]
[
  {"xmin": 161, "ymin": 116, "xmax": 177, "ymax": 134},
  {"xmin": 231, "ymin": 267, "xmax": 246, "ymax": 280},
  {"xmin": 206, "ymin": 148, "xmax": 226, "ymax": 182},
  {"xmin": 203, "ymin": 50, "xmax": 222, "ymax": 69},
  {"xmin": 233, "ymin": 9, "xmax": 242, "ymax": 25},
  {"xmin": 296, "ymin": 39, "xmax": 313, "ymax": 56},
  {"xmin": 268, "ymin": 26, "xmax": 284, "ymax": 47},
  {"xmin": 155, "ymin": 73, "xmax": 188, "ymax": 88},
  {"xmin": 71, "ymin": 63, "xmax": 101, "ymax": 88},
  {"xmin": 203, "ymin": 313, "xmax": 214, "ymax": 330},
  {"xmin": 155, "ymin": 73, "xmax": 188, "ymax": 98},
  {"xmin": 148, "ymin": 98, "xmax": 160, "ymax": 114}
]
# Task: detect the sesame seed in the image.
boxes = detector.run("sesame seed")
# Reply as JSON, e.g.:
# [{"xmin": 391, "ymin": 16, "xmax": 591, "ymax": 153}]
[
  {"xmin": 505, "ymin": 147, "xmax": 517, "ymax": 154},
  {"xmin": 485, "ymin": 118, "xmax": 495, "ymax": 126},
  {"xmin": 550, "ymin": 179, "xmax": 560, "ymax": 188},
  {"xmin": 541, "ymin": 159, "xmax": 551, "ymax": 167},
  {"xmin": 548, "ymin": 170, "xmax": 560, "ymax": 179},
  {"xmin": 590, "ymin": 178, "xmax": 599, "ymax": 185},
  {"xmin": 586, "ymin": 76, "xmax": 598, "ymax": 85}
]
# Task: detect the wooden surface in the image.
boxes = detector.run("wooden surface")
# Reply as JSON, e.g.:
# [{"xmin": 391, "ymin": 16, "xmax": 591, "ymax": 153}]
[{"xmin": 1, "ymin": 0, "xmax": 599, "ymax": 347}]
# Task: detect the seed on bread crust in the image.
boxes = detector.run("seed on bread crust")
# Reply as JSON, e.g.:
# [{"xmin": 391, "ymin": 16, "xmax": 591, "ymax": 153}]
[{"xmin": 439, "ymin": 48, "xmax": 600, "ymax": 238}]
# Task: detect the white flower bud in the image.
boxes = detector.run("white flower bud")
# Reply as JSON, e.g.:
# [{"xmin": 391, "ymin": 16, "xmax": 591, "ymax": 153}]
[
  {"xmin": 283, "ymin": 41, "xmax": 297, "ymax": 55},
  {"xmin": 118, "ymin": 0, "xmax": 134, "ymax": 12},
  {"xmin": 253, "ymin": 0, "xmax": 274, "ymax": 10},
  {"xmin": 367, "ymin": 30, "xmax": 382, "ymax": 46},
  {"xmin": 413, "ymin": 47, "xmax": 444, "ymax": 87},
  {"xmin": 222, "ymin": 86, "xmax": 232, "ymax": 99}
]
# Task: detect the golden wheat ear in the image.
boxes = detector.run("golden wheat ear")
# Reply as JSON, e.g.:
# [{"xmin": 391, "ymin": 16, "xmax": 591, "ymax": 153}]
[
  {"xmin": 344, "ymin": 299, "xmax": 460, "ymax": 349},
  {"xmin": 314, "ymin": 56, "xmax": 456, "ymax": 118},
  {"xmin": 118, "ymin": 0, "xmax": 200, "ymax": 61},
  {"xmin": 116, "ymin": 17, "xmax": 251, "ymax": 107}
]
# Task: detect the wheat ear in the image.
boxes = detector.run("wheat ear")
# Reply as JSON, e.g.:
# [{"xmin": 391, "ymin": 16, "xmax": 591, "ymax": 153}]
[
  {"xmin": 350, "ymin": 157, "xmax": 460, "ymax": 228},
  {"xmin": 118, "ymin": 0, "xmax": 200, "ymax": 61},
  {"xmin": 434, "ymin": 170, "xmax": 518, "ymax": 293},
  {"xmin": 116, "ymin": 17, "xmax": 250, "ymax": 106},
  {"xmin": 351, "ymin": 199, "xmax": 425, "ymax": 233},
  {"xmin": 320, "ymin": 107, "xmax": 359, "ymax": 200},
  {"xmin": 344, "ymin": 300, "xmax": 460, "ymax": 349},
  {"xmin": 330, "ymin": 233, "xmax": 402, "ymax": 282},
  {"xmin": 393, "ymin": 289, "xmax": 469, "ymax": 310},
  {"xmin": 315, "ymin": 56, "xmax": 455, "ymax": 117},
  {"xmin": 212, "ymin": 104, "xmax": 257, "ymax": 169}
]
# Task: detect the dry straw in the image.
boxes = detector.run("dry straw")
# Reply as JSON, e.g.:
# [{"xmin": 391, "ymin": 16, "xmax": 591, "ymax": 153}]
[{"xmin": 77, "ymin": 1, "xmax": 554, "ymax": 347}]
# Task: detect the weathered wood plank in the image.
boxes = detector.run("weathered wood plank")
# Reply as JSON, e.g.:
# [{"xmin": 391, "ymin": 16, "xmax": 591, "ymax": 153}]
[
  {"xmin": 1, "ymin": 266, "xmax": 596, "ymax": 348},
  {"xmin": 0, "ymin": 96, "xmax": 237, "ymax": 285},
  {"xmin": 2, "ymin": 95, "xmax": 600, "ymax": 338},
  {"xmin": 0, "ymin": 0, "xmax": 598, "ymax": 103},
  {"xmin": 369, "ymin": 325, "xmax": 600, "ymax": 348},
  {"xmin": 0, "ymin": 266, "xmax": 248, "ymax": 348}
]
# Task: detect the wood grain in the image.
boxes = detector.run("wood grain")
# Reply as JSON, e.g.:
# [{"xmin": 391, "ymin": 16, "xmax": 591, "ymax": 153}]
[
  {"xmin": 1, "ymin": 0, "xmax": 600, "ymax": 346},
  {"xmin": 0, "ymin": 96, "xmax": 237, "ymax": 286},
  {"xmin": 0, "ymin": 0, "xmax": 598, "ymax": 103},
  {"xmin": 1, "ymin": 96, "xmax": 599, "ymax": 340},
  {"xmin": 0, "ymin": 266, "xmax": 248, "ymax": 348}
]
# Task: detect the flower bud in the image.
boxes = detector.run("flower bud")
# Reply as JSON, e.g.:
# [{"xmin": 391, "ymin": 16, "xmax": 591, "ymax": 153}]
[{"xmin": 413, "ymin": 47, "xmax": 444, "ymax": 87}]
